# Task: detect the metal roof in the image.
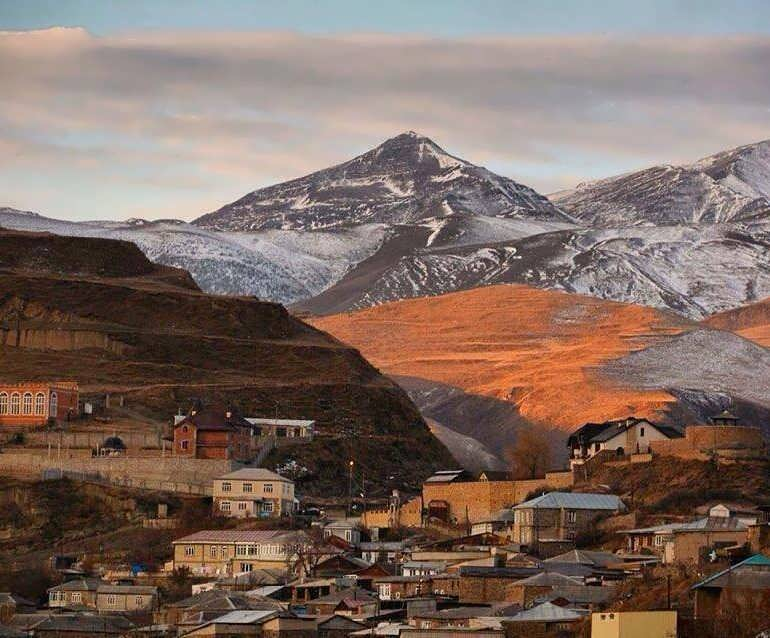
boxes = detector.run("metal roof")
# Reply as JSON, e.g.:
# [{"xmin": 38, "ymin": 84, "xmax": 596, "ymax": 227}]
[
  {"xmin": 246, "ymin": 418, "xmax": 315, "ymax": 428},
  {"xmin": 513, "ymin": 572, "xmax": 581, "ymax": 587},
  {"xmin": 692, "ymin": 554, "xmax": 770, "ymax": 590},
  {"xmin": 508, "ymin": 601, "xmax": 588, "ymax": 622},
  {"xmin": 201, "ymin": 609, "xmax": 278, "ymax": 625},
  {"xmin": 173, "ymin": 529, "xmax": 295, "ymax": 544},
  {"xmin": 218, "ymin": 468, "xmax": 291, "ymax": 482},
  {"xmin": 513, "ymin": 492, "xmax": 625, "ymax": 511}
]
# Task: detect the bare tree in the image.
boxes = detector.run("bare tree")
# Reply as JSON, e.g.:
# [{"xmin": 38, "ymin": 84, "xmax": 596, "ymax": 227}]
[
  {"xmin": 282, "ymin": 527, "xmax": 330, "ymax": 578},
  {"xmin": 505, "ymin": 427, "xmax": 552, "ymax": 480}
]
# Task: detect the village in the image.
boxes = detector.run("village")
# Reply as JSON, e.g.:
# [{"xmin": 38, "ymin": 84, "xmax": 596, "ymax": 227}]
[{"xmin": 0, "ymin": 382, "xmax": 768, "ymax": 638}]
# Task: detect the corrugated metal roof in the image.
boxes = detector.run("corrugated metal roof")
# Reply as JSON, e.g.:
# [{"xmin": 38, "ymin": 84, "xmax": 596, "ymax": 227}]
[
  {"xmin": 513, "ymin": 492, "xmax": 624, "ymax": 511},
  {"xmin": 205, "ymin": 609, "xmax": 278, "ymax": 624},
  {"xmin": 508, "ymin": 602, "xmax": 588, "ymax": 622},
  {"xmin": 172, "ymin": 529, "xmax": 295, "ymax": 544},
  {"xmin": 246, "ymin": 418, "xmax": 315, "ymax": 427},
  {"xmin": 219, "ymin": 468, "xmax": 291, "ymax": 482}
]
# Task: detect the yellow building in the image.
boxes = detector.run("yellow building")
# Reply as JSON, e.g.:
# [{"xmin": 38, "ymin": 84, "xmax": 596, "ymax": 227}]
[
  {"xmin": 212, "ymin": 468, "xmax": 295, "ymax": 518},
  {"xmin": 591, "ymin": 611, "xmax": 677, "ymax": 638}
]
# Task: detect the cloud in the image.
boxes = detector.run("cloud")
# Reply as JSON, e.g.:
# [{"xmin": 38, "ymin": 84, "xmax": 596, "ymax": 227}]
[{"xmin": 1, "ymin": 27, "xmax": 770, "ymax": 220}]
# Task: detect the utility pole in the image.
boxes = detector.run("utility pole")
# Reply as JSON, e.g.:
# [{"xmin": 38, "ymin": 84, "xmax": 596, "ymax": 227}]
[
  {"xmin": 667, "ymin": 573, "xmax": 672, "ymax": 610},
  {"xmin": 348, "ymin": 460, "xmax": 354, "ymax": 518}
]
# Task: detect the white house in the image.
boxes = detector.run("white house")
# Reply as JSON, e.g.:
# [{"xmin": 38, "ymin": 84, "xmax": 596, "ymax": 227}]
[{"xmin": 568, "ymin": 417, "xmax": 682, "ymax": 464}]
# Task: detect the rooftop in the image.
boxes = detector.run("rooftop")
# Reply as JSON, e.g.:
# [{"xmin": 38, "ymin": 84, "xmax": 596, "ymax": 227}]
[
  {"xmin": 507, "ymin": 601, "xmax": 588, "ymax": 622},
  {"xmin": 246, "ymin": 418, "xmax": 315, "ymax": 427},
  {"xmin": 692, "ymin": 554, "xmax": 770, "ymax": 591},
  {"xmin": 173, "ymin": 529, "xmax": 295, "ymax": 544},
  {"xmin": 513, "ymin": 492, "xmax": 625, "ymax": 511},
  {"xmin": 218, "ymin": 468, "xmax": 291, "ymax": 482}
]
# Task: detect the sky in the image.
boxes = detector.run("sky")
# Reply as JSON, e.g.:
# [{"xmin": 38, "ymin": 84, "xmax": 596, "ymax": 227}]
[{"xmin": 1, "ymin": 1, "xmax": 770, "ymax": 221}]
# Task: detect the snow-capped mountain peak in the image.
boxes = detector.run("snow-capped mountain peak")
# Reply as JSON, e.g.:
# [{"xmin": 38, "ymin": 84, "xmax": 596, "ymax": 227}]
[{"xmin": 193, "ymin": 132, "xmax": 570, "ymax": 231}]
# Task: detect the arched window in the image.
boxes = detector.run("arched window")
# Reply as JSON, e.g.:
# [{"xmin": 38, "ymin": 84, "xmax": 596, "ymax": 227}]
[
  {"xmin": 9, "ymin": 393, "xmax": 20, "ymax": 415},
  {"xmin": 0, "ymin": 393, "xmax": 7, "ymax": 415},
  {"xmin": 22, "ymin": 393, "xmax": 33, "ymax": 415},
  {"xmin": 49, "ymin": 392, "xmax": 58, "ymax": 418},
  {"xmin": 35, "ymin": 393, "xmax": 46, "ymax": 415}
]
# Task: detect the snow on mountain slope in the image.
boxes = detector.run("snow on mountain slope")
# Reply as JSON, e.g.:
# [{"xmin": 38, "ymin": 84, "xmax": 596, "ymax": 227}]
[
  {"xmin": 0, "ymin": 207, "xmax": 387, "ymax": 303},
  {"xmin": 300, "ymin": 220, "xmax": 770, "ymax": 319},
  {"xmin": 552, "ymin": 139, "xmax": 770, "ymax": 226},
  {"xmin": 195, "ymin": 131, "xmax": 573, "ymax": 231}
]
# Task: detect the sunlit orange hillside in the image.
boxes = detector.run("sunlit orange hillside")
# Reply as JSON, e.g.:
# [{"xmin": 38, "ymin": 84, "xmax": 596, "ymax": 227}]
[
  {"xmin": 704, "ymin": 297, "xmax": 770, "ymax": 347},
  {"xmin": 311, "ymin": 284, "xmax": 694, "ymax": 429}
]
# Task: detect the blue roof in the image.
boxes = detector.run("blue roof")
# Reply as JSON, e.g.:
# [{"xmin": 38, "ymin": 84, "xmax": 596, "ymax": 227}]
[
  {"xmin": 513, "ymin": 492, "xmax": 625, "ymax": 511},
  {"xmin": 692, "ymin": 554, "xmax": 770, "ymax": 590}
]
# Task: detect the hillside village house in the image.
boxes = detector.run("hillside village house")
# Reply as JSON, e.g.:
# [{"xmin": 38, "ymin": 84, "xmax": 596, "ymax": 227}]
[
  {"xmin": 212, "ymin": 468, "xmax": 295, "ymax": 518},
  {"xmin": 568, "ymin": 417, "xmax": 682, "ymax": 463},
  {"xmin": 172, "ymin": 529, "xmax": 305, "ymax": 576},
  {"xmin": 172, "ymin": 406, "xmax": 253, "ymax": 461},
  {"xmin": 245, "ymin": 417, "xmax": 315, "ymax": 440},
  {"xmin": 621, "ymin": 513, "xmax": 749, "ymax": 565},
  {"xmin": 0, "ymin": 381, "xmax": 78, "ymax": 427},
  {"xmin": 48, "ymin": 579, "xmax": 158, "ymax": 612},
  {"xmin": 692, "ymin": 554, "xmax": 770, "ymax": 621},
  {"xmin": 512, "ymin": 492, "xmax": 626, "ymax": 551},
  {"xmin": 323, "ymin": 519, "xmax": 362, "ymax": 546}
]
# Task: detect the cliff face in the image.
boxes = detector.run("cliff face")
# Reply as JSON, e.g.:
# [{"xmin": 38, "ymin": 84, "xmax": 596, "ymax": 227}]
[{"xmin": 0, "ymin": 229, "xmax": 453, "ymax": 493}]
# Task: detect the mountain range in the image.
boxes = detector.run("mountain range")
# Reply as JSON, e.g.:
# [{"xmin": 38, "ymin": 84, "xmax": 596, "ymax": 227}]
[{"xmin": 3, "ymin": 132, "xmax": 769, "ymax": 320}]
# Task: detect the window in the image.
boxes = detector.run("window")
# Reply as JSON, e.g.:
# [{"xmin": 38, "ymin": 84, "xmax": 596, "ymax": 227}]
[
  {"xmin": 594, "ymin": 442, "xmax": 600, "ymax": 452},
  {"xmin": 262, "ymin": 502, "xmax": 274, "ymax": 513},
  {"xmin": 210, "ymin": 546, "xmax": 218, "ymax": 558},
  {"xmin": 345, "ymin": 530, "xmax": 352, "ymax": 541},
  {"xmin": 654, "ymin": 535, "xmax": 664, "ymax": 547},
  {"xmin": 220, "ymin": 501, "xmax": 231, "ymax": 512},
  {"xmin": 640, "ymin": 426, "xmax": 645, "ymax": 437},
  {"xmin": 243, "ymin": 482, "xmax": 252, "ymax": 492},
  {"xmin": 107, "ymin": 595, "xmax": 117, "ymax": 606},
  {"xmin": 49, "ymin": 392, "xmax": 58, "ymax": 417},
  {"xmin": 9, "ymin": 393, "xmax": 20, "ymax": 415},
  {"xmin": 264, "ymin": 483, "xmax": 273, "ymax": 493},
  {"xmin": 135, "ymin": 596, "xmax": 144, "ymax": 606},
  {"xmin": 22, "ymin": 393, "xmax": 33, "ymax": 415},
  {"xmin": 222, "ymin": 482, "xmax": 232, "ymax": 492},
  {"xmin": 71, "ymin": 592, "xmax": 82, "ymax": 602},
  {"xmin": 566, "ymin": 510, "xmax": 577, "ymax": 524},
  {"xmin": 0, "ymin": 393, "xmax": 7, "ymax": 414},
  {"xmin": 184, "ymin": 546, "xmax": 195, "ymax": 556},
  {"xmin": 240, "ymin": 563, "xmax": 253, "ymax": 572},
  {"xmin": 182, "ymin": 425, "xmax": 188, "ymax": 432},
  {"xmin": 238, "ymin": 502, "xmax": 247, "ymax": 510},
  {"xmin": 181, "ymin": 440, "xmax": 189, "ymax": 450},
  {"xmin": 35, "ymin": 393, "xmax": 45, "ymax": 415}
]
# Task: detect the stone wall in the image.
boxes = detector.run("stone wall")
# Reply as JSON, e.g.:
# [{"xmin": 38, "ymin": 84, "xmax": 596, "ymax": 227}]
[
  {"xmin": 22, "ymin": 429, "xmax": 163, "ymax": 450},
  {"xmin": 0, "ymin": 451, "xmax": 239, "ymax": 495},
  {"xmin": 650, "ymin": 425, "xmax": 764, "ymax": 460},
  {"xmin": 422, "ymin": 472, "xmax": 574, "ymax": 526}
]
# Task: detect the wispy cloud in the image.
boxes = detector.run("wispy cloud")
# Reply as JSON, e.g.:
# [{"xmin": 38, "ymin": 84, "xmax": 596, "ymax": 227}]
[{"xmin": 2, "ymin": 27, "xmax": 770, "ymax": 220}]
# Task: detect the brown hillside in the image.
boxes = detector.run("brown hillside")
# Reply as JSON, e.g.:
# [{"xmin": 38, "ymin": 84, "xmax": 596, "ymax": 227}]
[
  {"xmin": 0, "ymin": 229, "xmax": 453, "ymax": 493},
  {"xmin": 311, "ymin": 284, "xmax": 693, "ymax": 430},
  {"xmin": 704, "ymin": 296, "xmax": 770, "ymax": 347}
]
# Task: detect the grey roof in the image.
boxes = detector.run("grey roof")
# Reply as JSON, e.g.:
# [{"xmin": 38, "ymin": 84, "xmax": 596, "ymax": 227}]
[
  {"xmin": 513, "ymin": 572, "xmax": 581, "ymax": 587},
  {"xmin": 546, "ymin": 585, "xmax": 617, "ymax": 605},
  {"xmin": 307, "ymin": 587, "xmax": 377, "ymax": 605},
  {"xmin": 402, "ymin": 561, "xmax": 448, "ymax": 571},
  {"xmin": 359, "ymin": 541, "xmax": 405, "ymax": 551},
  {"xmin": 198, "ymin": 609, "xmax": 278, "ymax": 625},
  {"xmin": 218, "ymin": 468, "xmax": 291, "ymax": 482},
  {"xmin": 425, "ymin": 470, "xmax": 467, "ymax": 483},
  {"xmin": 246, "ymin": 418, "xmax": 315, "ymax": 428},
  {"xmin": 692, "ymin": 554, "xmax": 770, "ymax": 590},
  {"xmin": 513, "ymin": 492, "xmax": 625, "ymax": 511},
  {"xmin": 507, "ymin": 602, "xmax": 588, "ymax": 622},
  {"xmin": 28, "ymin": 614, "xmax": 135, "ymax": 633},
  {"xmin": 623, "ymin": 516, "xmax": 747, "ymax": 535},
  {"xmin": 545, "ymin": 550, "xmax": 620, "ymax": 567},
  {"xmin": 459, "ymin": 566, "xmax": 541, "ymax": 579},
  {"xmin": 324, "ymin": 518, "xmax": 360, "ymax": 529},
  {"xmin": 173, "ymin": 529, "xmax": 295, "ymax": 544},
  {"xmin": 48, "ymin": 578, "xmax": 105, "ymax": 592}
]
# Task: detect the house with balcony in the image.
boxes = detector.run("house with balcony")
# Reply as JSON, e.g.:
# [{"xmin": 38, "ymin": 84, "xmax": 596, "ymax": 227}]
[{"xmin": 212, "ymin": 468, "xmax": 295, "ymax": 519}]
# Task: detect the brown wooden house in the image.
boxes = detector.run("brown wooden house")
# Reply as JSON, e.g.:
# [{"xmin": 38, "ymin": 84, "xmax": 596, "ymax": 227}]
[{"xmin": 172, "ymin": 406, "xmax": 253, "ymax": 461}]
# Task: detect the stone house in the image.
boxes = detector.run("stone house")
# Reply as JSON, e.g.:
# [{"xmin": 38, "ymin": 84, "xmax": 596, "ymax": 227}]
[
  {"xmin": 0, "ymin": 381, "xmax": 79, "ymax": 427},
  {"xmin": 172, "ymin": 406, "xmax": 253, "ymax": 461},
  {"xmin": 95, "ymin": 585, "xmax": 159, "ymax": 613},
  {"xmin": 567, "ymin": 417, "xmax": 681, "ymax": 464},
  {"xmin": 374, "ymin": 574, "xmax": 459, "ymax": 600},
  {"xmin": 303, "ymin": 587, "xmax": 378, "ymax": 617},
  {"xmin": 212, "ymin": 468, "xmax": 295, "ymax": 519},
  {"xmin": 48, "ymin": 578, "xmax": 102, "ymax": 609},
  {"xmin": 458, "ymin": 566, "xmax": 541, "ymax": 603},
  {"xmin": 512, "ymin": 492, "xmax": 625, "ymax": 551},
  {"xmin": 621, "ymin": 516, "xmax": 748, "ymax": 565},
  {"xmin": 503, "ymin": 602, "xmax": 589, "ymax": 637},
  {"xmin": 692, "ymin": 554, "xmax": 770, "ymax": 621},
  {"xmin": 317, "ymin": 614, "xmax": 368, "ymax": 638},
  {"xmin": 505, "ymin": 571, "xmax": 583, "ymax": 607},
  {"xmin": 172, "ymin": 529, "xmax": 301, "ymax": 576}
]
